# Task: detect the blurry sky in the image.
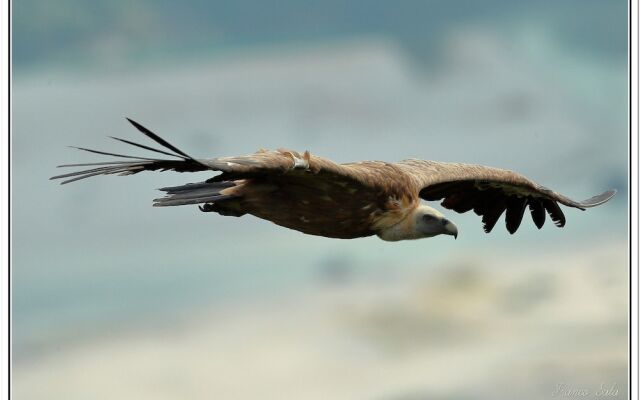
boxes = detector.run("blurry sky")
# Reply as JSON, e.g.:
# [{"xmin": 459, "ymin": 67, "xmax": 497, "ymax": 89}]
[
  {"xmin": 12, "ymin": 0, "xmax": 628, "ymax": 383},
  {"xmin": 13, "ymin": 0, "xmax": 627, "ymax": 71}
]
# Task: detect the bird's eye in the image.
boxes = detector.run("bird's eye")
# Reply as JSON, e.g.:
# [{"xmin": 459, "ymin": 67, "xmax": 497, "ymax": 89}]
[{"xmin": 423, "ymin": 214, "xmax": 436, "ymax": 222}]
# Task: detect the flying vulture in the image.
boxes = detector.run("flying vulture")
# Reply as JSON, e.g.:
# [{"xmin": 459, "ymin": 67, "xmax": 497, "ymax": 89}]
[{"xmin": 51, "ymin": 119, "xmax": 616, "ymax": 241}]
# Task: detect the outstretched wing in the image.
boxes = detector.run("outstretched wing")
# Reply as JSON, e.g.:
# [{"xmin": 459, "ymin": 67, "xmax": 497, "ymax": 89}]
[
  {"xmin": 398, "ymin": 159, "xmax": 616, "ymax": 234},
  {"xmin": 51, "ymin": 118, "xmax": 409, "ymax": 192},
  {"xmin": 50, "ymin": 118, "xmax": 406, "ymax": 209},
  {"xmin": 50, "ymin": 118, "xmax": 321, "ymax": 184}
]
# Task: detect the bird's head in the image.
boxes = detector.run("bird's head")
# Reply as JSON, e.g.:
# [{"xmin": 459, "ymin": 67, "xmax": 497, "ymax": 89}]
[
  {"xmin": 376, "ymin": 204, "xmax": 459, "ymax": 242},
  {"xmin": 414, "ymin": 205, "xmax": 458, "ymax": 239}
]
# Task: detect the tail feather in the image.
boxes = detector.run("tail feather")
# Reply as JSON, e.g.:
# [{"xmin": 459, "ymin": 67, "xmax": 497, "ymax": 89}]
[
  {"xmin": 153, "ymin": 194, "xmax": 231, "ymax": 207},
  {"xmin": 153, "ymin": 181, "xmax": 237, "ymax": 207},
  {"xmin": 160, "ymin": 181, "xmax": 235, "ymax": 194}
]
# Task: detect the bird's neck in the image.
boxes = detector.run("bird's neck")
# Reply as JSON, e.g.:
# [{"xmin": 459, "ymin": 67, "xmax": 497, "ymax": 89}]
[{"xmin": 376, "ymin": 209, "xmax": 424, "ymax": 242}]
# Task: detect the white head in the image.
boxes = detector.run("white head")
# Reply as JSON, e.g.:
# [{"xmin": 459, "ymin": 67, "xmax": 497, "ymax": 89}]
[
  {"xmin": 377, "ymin": 204, "xmax": 458, "ymax": 242},
  {"xmin": 414, "ymin": 204, "xmax": 458, "ymax": 239}
]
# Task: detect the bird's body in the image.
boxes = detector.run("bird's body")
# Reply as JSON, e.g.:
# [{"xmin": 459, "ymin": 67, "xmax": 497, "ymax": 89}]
[
  {"xmin": 202, "ymin": 157, "xmax": 421, "ymax": 240},
  {"xmin": 51, "ymin": 119, "xmax": 616, "ymax": 241}
]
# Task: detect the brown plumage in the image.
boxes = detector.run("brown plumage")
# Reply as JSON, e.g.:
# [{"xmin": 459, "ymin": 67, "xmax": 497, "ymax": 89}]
[{"xmin": 51, "ymin": 119, "xmax": 616, "ymax": 241}]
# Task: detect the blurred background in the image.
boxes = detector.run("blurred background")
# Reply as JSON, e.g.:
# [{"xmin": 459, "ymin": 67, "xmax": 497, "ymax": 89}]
[{"xmin": 12, "ymin": 1, "xmax": 628, "ymax": 399}]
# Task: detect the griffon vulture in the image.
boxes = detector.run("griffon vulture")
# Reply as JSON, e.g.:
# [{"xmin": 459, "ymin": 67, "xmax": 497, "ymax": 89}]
[{"xmin": 51, "ymin": 119, "xmax": 616, "ymax": 241}]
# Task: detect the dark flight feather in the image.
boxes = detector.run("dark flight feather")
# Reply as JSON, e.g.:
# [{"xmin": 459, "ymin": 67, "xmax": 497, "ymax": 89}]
[
  {"xmin": 543, "ymin": 199, "xmax": 566, "ymax": 227},
  {"xmin": 481, "ymin": 199, "xmax": 507, "ymax": 233},
  {"xmin": 529, "ymin": 199, "xmax": 546, "ymax": 229},
  {"xmin": 126, "ymin": 118, "xmax": 193, "ymax": 159},
  {"xmin": 109, "ymin": 136, "xmax": 187, "ymax": 159},
  {"xmin": 51, "ymin": 120, "xmax": 214, "ymax": 184},
  {"xmin": 505, "ymin": 197, "xmax": 528, "ymax": 234},
  {"xmin": 69, "ymin": 146, "xmax": 163, "ymax": 161}
]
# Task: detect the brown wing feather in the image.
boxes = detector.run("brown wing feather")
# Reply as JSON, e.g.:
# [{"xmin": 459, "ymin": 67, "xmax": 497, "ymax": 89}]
[{"xmin": 398, "ymin": 160, "xmax": 616, "ymax": 234}]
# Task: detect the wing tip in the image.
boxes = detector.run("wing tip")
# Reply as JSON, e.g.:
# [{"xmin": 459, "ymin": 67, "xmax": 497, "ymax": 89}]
[
  {"xmin": 125, "ymin": 117, "xmax": 147, "ymax": 132},
  {"xmin": 580, "ymin": 189, "xmax": 617, "ymax": 208},
  {"xmin": 126, "ymin": 117, "xmax": 143, "ymax": 130}
]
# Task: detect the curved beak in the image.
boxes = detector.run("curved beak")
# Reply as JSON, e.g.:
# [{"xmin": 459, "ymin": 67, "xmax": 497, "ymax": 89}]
[{"xmin": 443, "ymin": 220, "xmax": 458, "ymax": 239}]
